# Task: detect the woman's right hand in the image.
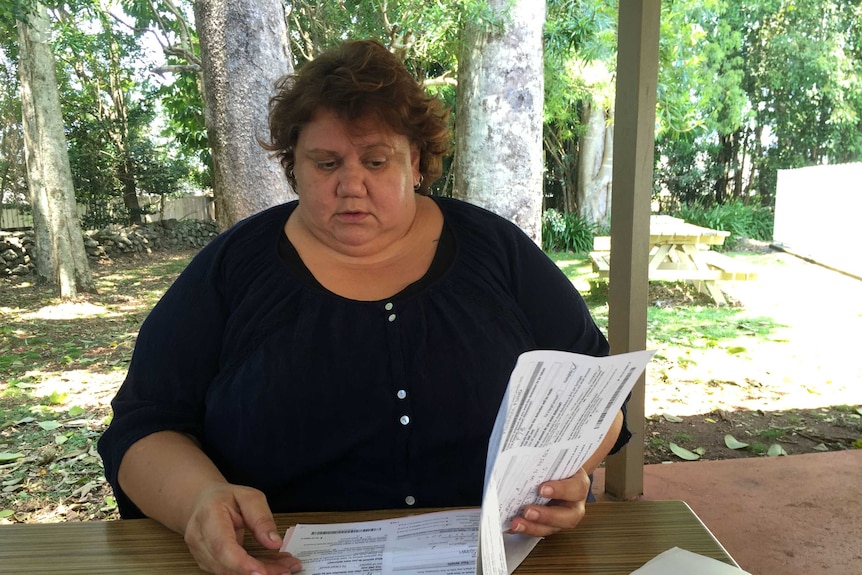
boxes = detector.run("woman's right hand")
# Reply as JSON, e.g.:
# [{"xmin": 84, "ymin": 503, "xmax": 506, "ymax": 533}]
[
  {"xmin": 183, "ymin": 483, "xmax": 303, "ymax": 575},
  {"xmin": 117, "ymin": 432, "xmax": 302, "ymax": 575}
]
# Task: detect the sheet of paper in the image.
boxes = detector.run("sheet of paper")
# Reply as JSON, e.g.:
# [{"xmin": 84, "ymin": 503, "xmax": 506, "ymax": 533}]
[
  {"xmin": 630, "ymin": 547, "xmax": 752, "ymax": 574},
  {"xmin": 281, "ymin": 509, "xmax": 481, "ymax": 575},
  {"xmin": 481, "ymin": 349, "xmax": 654, "ymax": 575}
]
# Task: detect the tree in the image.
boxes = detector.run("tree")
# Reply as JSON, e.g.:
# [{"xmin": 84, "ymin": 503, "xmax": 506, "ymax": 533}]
[
  {"xmin": 17, "ymin": 2, "xmax": 94, "ymax": 297},
  {"xmin": 193, "ymin": 0, "xmax": 293, "ymax": 229},
  {"xmin": 454, "ymin": 0, "xmax": 546, "ymax": 242}
]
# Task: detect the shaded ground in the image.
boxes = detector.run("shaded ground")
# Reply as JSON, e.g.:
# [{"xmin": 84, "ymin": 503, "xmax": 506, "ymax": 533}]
[{"xmin": 1, "ymin": 244, "xmax": 860, "ymax": 523}]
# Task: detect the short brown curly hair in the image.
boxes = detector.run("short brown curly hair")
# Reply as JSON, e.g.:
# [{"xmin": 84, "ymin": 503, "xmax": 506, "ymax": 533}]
[{"xmin": 264, "ymin": 39, "xmax": 451, "ymax": 194}]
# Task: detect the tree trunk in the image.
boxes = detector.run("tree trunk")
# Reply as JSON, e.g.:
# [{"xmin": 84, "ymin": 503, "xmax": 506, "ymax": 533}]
[
  {"xmin": 18, "ymin": 4, "xmax": 95, "ymax": 298},
  {"xmin": 577, "ymin": 99, "xmax": 613, "ymax": 228},
  {"xmin": 194, "ymin": 0, "xmax": 294, "ymax": 230},
  {"xmin": 453, "ymin": 0, "xmax": 546, "ymax": 243}
]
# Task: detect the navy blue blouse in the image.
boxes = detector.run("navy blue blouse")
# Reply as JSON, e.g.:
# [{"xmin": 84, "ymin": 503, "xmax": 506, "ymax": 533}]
[{"xmin": 98, "ymin": 197, "xmax": 623, "ymax": 518}]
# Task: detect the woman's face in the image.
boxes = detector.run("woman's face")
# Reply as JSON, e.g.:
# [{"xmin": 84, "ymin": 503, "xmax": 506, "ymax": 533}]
[{"xmin": 292, "ymin": 109, "xmax": 421, "ymax": 257}]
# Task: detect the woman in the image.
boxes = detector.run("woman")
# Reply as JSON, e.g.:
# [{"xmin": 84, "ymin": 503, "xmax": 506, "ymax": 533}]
[{"xmin": 98, "ymin": 39, "xmax": 628, "ymax": 575}]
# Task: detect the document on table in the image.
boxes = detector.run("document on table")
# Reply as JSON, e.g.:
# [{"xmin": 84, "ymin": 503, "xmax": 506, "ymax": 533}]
[
  {"xmin": 630, "ymin": 547, "xmax": 752, "ymax": 574},
  {"xmin": 281, "ymin": 349, "xmax": 654, "ymax": 575},
  {"xmin": 281, "ymin": 509, "xmax": 481, "ymax": 575}
]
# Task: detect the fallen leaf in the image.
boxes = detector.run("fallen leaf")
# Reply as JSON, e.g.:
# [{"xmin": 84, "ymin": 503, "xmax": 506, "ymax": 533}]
[
  {"xmin": 662, "ymin": 413, "xmax": 684, "ymax": 423},
  {"xmin": 726, "ymin": 346, "xmax": 747, "ymax": 354},
  {"xmin": 704, "ymin": 417, "xmax": 716, "ymax": 423},
  {"xmin": 669, "ymin": 442, "xmax": 701, "ymax": 460},
  {"xmin": 813, "ymin": 443, "xmax": 829, "ymax": 451},
  {"xmin": 0, "ymin": 452, "xmax": 25, "ymax": 463},
  {"xmin": 694, "ymin": 447, "xmax": 706, "ymax": 456},
  {"xmin": 54, "ymin": 435, "xmax": 69, "ymax": 445},
  {"xmin": 856, "ymin": 407, "xmax": 862, "ymax": 416},
  {"xmin": 724, "ymin": 434, "xmax": 750, "ymax": 449},
  {"xmin": 0, "ymin": 510, "xmax": 14, "ymax": 519},
  {"xmin": 37, "ymin": 420, "xmax": 61, "ymax": 431},
  {"xmin": 67, "ymin": 406, "xmax": 86, "ymax": 417},
  {"xmin": 767, "ymin": 444, "xmax": 788, "ymax": 457}
]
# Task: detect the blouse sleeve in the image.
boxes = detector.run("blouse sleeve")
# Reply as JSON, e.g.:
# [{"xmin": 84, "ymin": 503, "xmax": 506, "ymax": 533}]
[
  {"xmin": 507, "ymin": 231, "xmax": 632, "ymax": 455},
  {"xmin": 96, "ymin": 242, "xmax": 228, "ymax": 518}
]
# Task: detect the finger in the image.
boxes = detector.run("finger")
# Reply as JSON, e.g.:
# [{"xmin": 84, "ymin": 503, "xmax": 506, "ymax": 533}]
[
  {"xmin": 234, "ymin": 488, "xmax": 283, "ymax": 550},
  {"xmin": 508, "ymin": 499, "xmax": 586, "ymax": 537},
  {"xmin": 537, "ymin": 470, "xmax": 591, "ymax": 504},
  {"xmin": 187, "ymin": 505, "xmax": 261, "ymax": 574},
  {"xmin": 255, "ymin": 554, "xmax": 304, "ymax": 575}
]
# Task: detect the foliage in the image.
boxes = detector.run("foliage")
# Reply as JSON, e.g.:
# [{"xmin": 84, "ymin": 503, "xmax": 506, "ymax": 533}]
[
  {"xmin": 541, "ymin": 208, "xmax": 598, "ymax": 253},
  {"xmin": 671, "ymin": 200, "xmax": 774, "ymax": 249}
]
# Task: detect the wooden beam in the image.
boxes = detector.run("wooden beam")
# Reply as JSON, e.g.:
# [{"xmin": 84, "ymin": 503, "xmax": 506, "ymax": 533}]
[{"xmin": 603, "ymin": 0, "xmax": 661, "ymax": 500}]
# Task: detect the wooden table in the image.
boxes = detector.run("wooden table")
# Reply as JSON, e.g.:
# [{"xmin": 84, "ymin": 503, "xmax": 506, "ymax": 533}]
[
  {"xmin": 591, "ymin": 216, "xmax": 756, "ymax": 305},
  {"xmin": 0, "ymin": 500, "xmax": 738, "ymax": 574}
]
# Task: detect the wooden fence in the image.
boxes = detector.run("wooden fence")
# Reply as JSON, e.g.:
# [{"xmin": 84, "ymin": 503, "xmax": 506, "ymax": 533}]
[{"xmin": 0, "ymin": 195, "xmax": 214, "ymax": 231}]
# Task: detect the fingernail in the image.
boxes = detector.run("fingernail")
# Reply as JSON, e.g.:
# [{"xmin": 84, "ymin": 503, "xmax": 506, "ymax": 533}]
[
  {"xmin": 512, "ymin": 522, "xmax": 525, "ymax": 533},
  {"xmin": 540, "ymin": 485, "xmax": 554, "ymax": 498},
  {"xmin": 290, "ymin": 565, "xmax": 303, "ymax": 573},
  {"xmin": 269, "ymin": 531, "xmax": 281, "ymax": 543},
  {"xmin": 524, "ymin": 509, "xmax": 539, "ymax": 521}
]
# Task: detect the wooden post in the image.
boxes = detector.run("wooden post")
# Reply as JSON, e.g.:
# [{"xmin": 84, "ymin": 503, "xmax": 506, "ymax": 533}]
[{"xmin": 603, "ymin": 0, "xmax": 661, "ymax": 500}]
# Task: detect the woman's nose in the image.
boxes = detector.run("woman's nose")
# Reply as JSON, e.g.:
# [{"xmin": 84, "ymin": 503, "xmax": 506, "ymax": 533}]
[{"xmin": 336, "ymin": 164, "xmax": 366, "ymax": 197}]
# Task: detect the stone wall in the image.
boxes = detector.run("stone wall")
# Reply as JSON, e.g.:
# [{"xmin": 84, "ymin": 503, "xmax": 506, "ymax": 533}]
[{"xmin": 0, "ymin": 219, "xmax": 219, "ymax": 277}]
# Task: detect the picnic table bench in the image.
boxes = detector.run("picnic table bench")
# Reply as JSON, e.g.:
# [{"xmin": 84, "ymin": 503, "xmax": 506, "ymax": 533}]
[{"xmin": 590, "ymin": 216, "xmax": 757, "ymax": 305}]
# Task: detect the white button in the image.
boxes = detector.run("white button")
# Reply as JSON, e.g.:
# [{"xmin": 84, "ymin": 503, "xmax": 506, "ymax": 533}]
[
  {"xmin": 400, "ymin": 415, "xmax": 410, "ymax": 425},
  {"xmin": 385, "ymin": 302, "xmax": 394, "ymax": 311},
  {"xmin": 397, "ymin": 389, "xmax": 407, "ymax": 399},
  {"xmin": 405, "ymin": 495, "xmax": 416, "ymax": 506},
  {"xmin": 388, "ymin": 313, "xmax": 397, "ymax": 322}
]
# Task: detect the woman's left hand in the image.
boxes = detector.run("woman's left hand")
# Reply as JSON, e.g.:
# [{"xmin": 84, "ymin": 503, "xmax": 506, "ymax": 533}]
[{"xmin": 507, "ymin": 467, "xmax": 591, "ymax": 537}]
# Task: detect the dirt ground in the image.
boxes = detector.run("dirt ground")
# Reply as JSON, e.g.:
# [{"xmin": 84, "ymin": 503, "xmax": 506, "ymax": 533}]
[
  {"xmin": 640, "ymin": 242, "xmax": 862, "ymax": 464},
  {"xmin": 1, "ymin": 244, "xmax": 861, "ymax": 524}
]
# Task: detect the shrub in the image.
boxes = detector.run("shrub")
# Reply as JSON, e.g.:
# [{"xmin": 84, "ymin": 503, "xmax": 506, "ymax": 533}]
[
  {"xmin": 671, "ymin": 201, "xmax": 774, "ymax": 249},
  {"xmin": 542, "ymin": 209, "xmax": 597, "ymax": 253}
]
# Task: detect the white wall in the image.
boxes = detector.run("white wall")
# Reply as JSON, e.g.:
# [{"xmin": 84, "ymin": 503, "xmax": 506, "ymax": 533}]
[{"xmin": 774, "ymin": 163, "xmax": 862, "ymax": 279}]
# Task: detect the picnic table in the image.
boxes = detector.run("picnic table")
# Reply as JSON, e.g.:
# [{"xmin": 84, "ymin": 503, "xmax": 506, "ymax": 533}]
[{"xmin": 590, "ymin": 215, "xmax": 756, "ymax": 305}]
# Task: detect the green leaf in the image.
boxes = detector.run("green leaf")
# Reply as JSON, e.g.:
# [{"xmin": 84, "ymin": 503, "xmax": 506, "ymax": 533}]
[
  {"xmin": 0, "ymin": 452, "xmax": 24, "ymax": 463},
  {"xmin": 856, "ymin": 407, "xmax": 862, "ymax": 417},
  {"xmin": 67, "ymin": 406, "xmax": 86, "ymax": 417},
  {"xmin": 724, "ymin": 434, "xmax": 749, "ymax": 449},
  {"xmin": 54, "ymin": 435, "xmax": 69, "ymax": 445},
  {"xmin": 767, "ymin": 444, "xmax": 788, "ymax": 457},
  {"xmin": 813, "ymin": 443, "xmax": 829, "ymax": 452},
  {"xmin": 0, "ymin": 509, "xmax": 14, "ymax": 519},
  {"xmin": 669, "ymin": 442, "xmax": 701, "ymax": 460},
  {"xmin": 37, "ymin": 420, "xmax": 61, "ymax": 431},
  {"xmin": 662, "ymin": 413, "xmax": 684, "ymax": 423},
  {"xmin": 726, "ymin": 346, "xmax": 747, "ymax": 354}
]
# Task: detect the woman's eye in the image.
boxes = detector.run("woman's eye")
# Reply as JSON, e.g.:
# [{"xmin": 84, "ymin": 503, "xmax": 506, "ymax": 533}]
[
  {"xmin": 366, "ymin": 159, "xmax": 387, "ymax": 169},
  {"xmin": 316, "ymin": 161, "xmax": 337, "ymax": 171}
]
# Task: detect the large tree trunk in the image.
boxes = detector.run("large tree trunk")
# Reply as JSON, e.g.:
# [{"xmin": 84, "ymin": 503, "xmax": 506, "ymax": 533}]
[
  {"xmin": 194, "ymin": 0, "xmax": 294, "ymax": 230},
  {"xmin": 577, "ymin": 100, "xmax": 613, "ymax": 228},
  {"xmin": 18, "ymin": 4, "xmax": 95, "ymax": 298},
  {"xmin": 453, "ymin": 0, "xmax": 546, "ymax": 243}
]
